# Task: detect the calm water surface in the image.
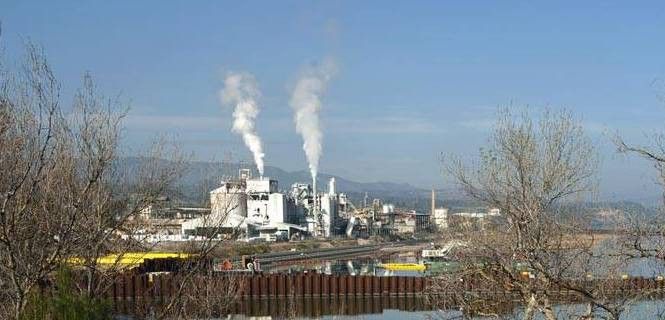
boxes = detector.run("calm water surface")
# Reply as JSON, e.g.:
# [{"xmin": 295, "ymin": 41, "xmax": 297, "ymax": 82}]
[{"xmin": 227, "ymin": 299, "xmax": 665, "ymax": 319}]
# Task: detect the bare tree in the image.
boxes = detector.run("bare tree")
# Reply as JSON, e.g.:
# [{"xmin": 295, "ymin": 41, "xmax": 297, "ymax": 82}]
[
  {"xmin": 0, "ymin": 43, "xmax": 187, "ymax": 319},
  {"xmin": 58, "ymin": 70, "xmax": 242, "ymax": 320},
  {"xmin": 612, "ymin": 114, "xmax": 665, "ymax": 317},
  {"xmin": 149, "ymin": 183, "xmax": 246, "ymax": 319},
  {"xmin": 436, "ymin": 108, "xmax": 630, "ymax": 319},
  {"xmin": 0, "ymin": 42, "xmax": 85, "ymax": 318}
]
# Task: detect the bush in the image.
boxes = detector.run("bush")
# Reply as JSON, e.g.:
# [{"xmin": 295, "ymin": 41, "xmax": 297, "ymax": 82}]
[{"xmin": 21, "ymin": 267, "xmax": 111, "ymax": 320}]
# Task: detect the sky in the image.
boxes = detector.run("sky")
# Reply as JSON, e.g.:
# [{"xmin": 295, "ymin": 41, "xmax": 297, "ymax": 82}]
[{"xmin": 2, "ymin": 1, "xmax": 665, "ymax": 202}]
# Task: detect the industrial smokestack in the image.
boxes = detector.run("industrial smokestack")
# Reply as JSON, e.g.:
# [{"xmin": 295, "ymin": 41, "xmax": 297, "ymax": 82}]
[
  {"xmin": 221, "ymin": 72, "xmax": 266, "ymax": 177},
  {"xmin": 431, "ymin": 189, "xmax": 436, "ymax": 216},
  {"xmin": 328, "ymin": 177, "xmax": 336, "ymax": 195},
  {"xmin": 290, "ymin": 59, "xmax": 336, "ymax": 187}
]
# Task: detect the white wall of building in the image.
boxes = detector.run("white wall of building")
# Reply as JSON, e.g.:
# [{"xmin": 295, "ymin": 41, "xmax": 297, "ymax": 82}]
[
  {"xmin": 210, "ymin": 186, "xmax": 248, "ymax": 218},
  {"xmin": 320, "ymin": 193, "xmax": 338, "ymax": 237},
  {"xmin": 247, "ymin": 197, "xmax": 269, "ymax": 224},
  {"xmin": 268, "ymin": 193, "xmax": 287, "ymax": 223},
  {"xmin": 182, "ymin": 181, "xmax": 248, "ymax": 233},
  {"xmin": 433, "ymin": 208, "xmax": 449, "ymax": 230},
  {"xmin": 246, "ymin": 178, "xmax": 277, "ymax": 193}
]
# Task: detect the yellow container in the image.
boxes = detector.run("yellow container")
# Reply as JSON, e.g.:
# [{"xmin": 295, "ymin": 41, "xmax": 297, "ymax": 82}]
[
  {"xmin": 377, "ymin": 263, "xmax": 427, "ymax": 271},
  {"xmin": 68, "ymin": 252, "xmax": 192, "ymax": 269}
]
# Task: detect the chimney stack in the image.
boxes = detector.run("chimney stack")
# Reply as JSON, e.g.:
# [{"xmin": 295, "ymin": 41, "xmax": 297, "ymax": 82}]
[{"xmin": 431, "ymin": 189, "xmax": 436, "ymax": 216}]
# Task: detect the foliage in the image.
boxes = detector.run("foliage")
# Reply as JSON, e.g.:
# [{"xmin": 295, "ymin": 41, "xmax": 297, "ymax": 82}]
[
  {"xmin": 21, "ymin": 267, "xmax": 111, "ymax": 320},
  {"xmin": 438, "ymin": 108, "xmax": 632, "ymax": 320}
]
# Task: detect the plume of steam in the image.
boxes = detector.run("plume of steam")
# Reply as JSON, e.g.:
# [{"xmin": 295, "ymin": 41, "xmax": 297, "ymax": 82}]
[
  {"xmin": 221, "ymin": 72, "xmax": 265, "ymax": 176},
  {"xmin": 289, "ymin": 59, "xmax": 336, "ymax": 187}
]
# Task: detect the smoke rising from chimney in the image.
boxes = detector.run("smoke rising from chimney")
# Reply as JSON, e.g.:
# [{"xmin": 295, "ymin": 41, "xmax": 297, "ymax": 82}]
[
  {"xmin": 290, "ymin": 59, "xmax": 336, "ymax": 187},
  {"xmin": 221, "ymin": 72, "xmax": 265, "ymax": 176}
]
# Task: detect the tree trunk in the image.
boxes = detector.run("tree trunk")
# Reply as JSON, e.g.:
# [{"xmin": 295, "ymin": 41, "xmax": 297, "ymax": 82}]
[
  {"xmin": 522, "ymin": 294, "xmax": 537, "ymax": 320},
  {"xmin": 13, "ymin": 295, "xmax": 25, "ymax": 320},
  {"xmin": 542, "ymin": 297, "xmax": 556, "ymax": 320}
]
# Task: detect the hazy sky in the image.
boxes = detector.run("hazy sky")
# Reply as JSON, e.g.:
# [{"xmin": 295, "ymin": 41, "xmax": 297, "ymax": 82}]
[{"xmin": 2, "ymin": 1, "xmax": 665, "ymax": 202}]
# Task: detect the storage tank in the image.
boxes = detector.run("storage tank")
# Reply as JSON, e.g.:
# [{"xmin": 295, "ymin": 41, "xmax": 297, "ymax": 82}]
[{"xmin": 210, "ymin": 181, "xmax": 248, "ymax": 218}]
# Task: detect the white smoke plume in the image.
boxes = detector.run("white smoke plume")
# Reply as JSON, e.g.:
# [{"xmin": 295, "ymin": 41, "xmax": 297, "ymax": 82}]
[
  {"xmin": 289, "ymin": 59, "xmax": 336, "ymax": 188},
  {"xmin": 221, "ymin": 72, "xmax": 265, "ymax": 177}
]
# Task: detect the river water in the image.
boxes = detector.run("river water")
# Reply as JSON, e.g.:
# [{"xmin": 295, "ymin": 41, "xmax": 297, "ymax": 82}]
[
  {"xmin": 237, "ymin": 253, "xmax": 665, "ymax": 319},
  {"xmin": 225, "ymin": 298, "xmax": 665, "ymax": 319}
]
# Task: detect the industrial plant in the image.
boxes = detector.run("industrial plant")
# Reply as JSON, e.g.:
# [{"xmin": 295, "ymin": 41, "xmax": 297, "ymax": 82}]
[
  {"xmin": 134, "ymin": 167, "xmax": 498, "ymax": 243},
  {"xmin": 130, "ymin": 165, "xmax": 506, "ymax": 244},
  {"xmin": 181, "ymin": 169, "xmax": 341, "ymax": 240},
  {"xmin": 127, "ymin": 62, "xmax": 501, "ymax": 243}
]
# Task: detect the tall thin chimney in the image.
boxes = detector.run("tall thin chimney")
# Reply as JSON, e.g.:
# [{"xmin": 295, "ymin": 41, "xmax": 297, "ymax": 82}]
[
  {"xmin": 328, "ymin": 177, "xmax": 336, "ymax": 195},
  {"xmin": 431, "ymin": 189, "xmax": 436, "ymax": 216}
]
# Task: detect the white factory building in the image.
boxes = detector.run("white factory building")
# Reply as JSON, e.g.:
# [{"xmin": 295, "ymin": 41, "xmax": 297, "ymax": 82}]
[
  {"xmin": 433, "ymin": 208, "xmax": 449, "ymax": 230},
  {"xmin": 181, "ymin": 179, "xmax": 248, "ymax": 235},
  {"xmin": 181, "ymin": 172, "xmax": 340, "ymax": 241}
]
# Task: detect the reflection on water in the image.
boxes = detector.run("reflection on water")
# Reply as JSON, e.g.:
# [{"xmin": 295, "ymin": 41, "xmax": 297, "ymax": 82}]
[
  {"xmin": 112, "ymin": 296, "xmax": 665, "ymax": 319},
  {"xmin": 264, "ymin": 257, "xmax": 427, "ymax": 277},
  {"xmin": 260, "ymin": 236, "xmax": 665, "ymax": 279},
  {"xmin": 225, "ymin": 298, "xmax": 665, "ymax": 319},
  {"xmin": 228, "ymin": 296, "xmax": 430, "ymax": 319},
  {"xmin": 593, "ymin": 236, "xmax": 665, "ymax": 278}
]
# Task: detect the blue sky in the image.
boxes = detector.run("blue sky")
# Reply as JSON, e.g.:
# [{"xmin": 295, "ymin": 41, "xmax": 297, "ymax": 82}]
[{"xmin": 2, "ymin": 1, "xmax": 665, "ymax": 201}]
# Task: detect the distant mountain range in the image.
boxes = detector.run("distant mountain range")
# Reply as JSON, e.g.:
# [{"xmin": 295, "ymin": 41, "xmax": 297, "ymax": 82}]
[
  {"xmin": 120, "ymin": 157, "xmax": 662, "ymax": 215},
  {"xmin": 181, "ymin": 160, "xmax": 428, "ymax": 197},
  {"xmin": 156, "ymin": 159, "xmax": 446, "ymax": 209}
]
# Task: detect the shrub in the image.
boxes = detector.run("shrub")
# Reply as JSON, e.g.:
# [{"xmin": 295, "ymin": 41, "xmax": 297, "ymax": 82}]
[{"xmin": 21, "ymin": 267, "xmax": 111, "ymax": 320}]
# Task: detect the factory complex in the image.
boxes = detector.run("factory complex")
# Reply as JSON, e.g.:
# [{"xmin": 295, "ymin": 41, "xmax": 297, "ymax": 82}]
[
  {"xmin": 181, "ymin": 169, "xmax": 340, "ymax": 241},
  {"xmin": 131, "ymin": 169, "xmax": 500, "ymax": 243}
]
